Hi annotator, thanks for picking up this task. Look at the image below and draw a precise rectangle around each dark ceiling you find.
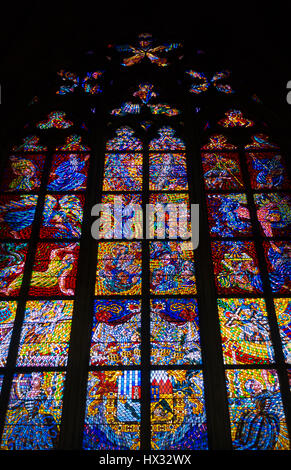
[0,0,290,142]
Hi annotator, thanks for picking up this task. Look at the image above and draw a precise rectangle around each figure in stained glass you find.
[150,241,196,295]
[48,153,89,191]
[246,152,290,189]
[1,372,65,450]
[202,152,244,190]
[207,194,252,237]
[264,241,291,293]
[0,155,45,192]
[226,370,289,450]
[40,194,84,238]
[212,241,263,294]
[28,243,79,296]
[217,299,274,364]
[96,242,142,295]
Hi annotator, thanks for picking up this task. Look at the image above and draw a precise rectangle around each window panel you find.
[39,194,84,239]
[47,153,90,191]
[0,243,28,296]
[211,241,263,294]
[150,298,201,365]
[207,194,252,237]
[99,194,142,240]
[217,298,275,364]
[149,153,188,191]
[149,193,190,239]
[90,299,141,366]
[273,298,291,364]
[0,154,46,192]
[225,369,290,450]
[150,241,196,295]
[0,195,38,239]
[0,301,17,366]
[246,151,291,190]
[0,372,66,450]
[16,300,74,367]
[103,153,143,191]
[95,242,142,295]
[28,242,79,296]
[151,370,208,449]
[83,370,141,450]
[253,193,291,238]
[202,152,244,190]
[263,241,291,294]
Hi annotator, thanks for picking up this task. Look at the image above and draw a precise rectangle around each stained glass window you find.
[202,91,291,449]
[0,33,290,454]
